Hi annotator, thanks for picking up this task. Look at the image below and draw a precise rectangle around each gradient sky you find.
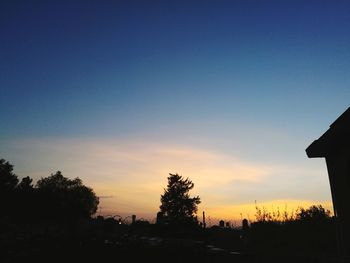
[1,0,349,223]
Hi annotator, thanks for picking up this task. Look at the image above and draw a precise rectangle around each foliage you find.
[0,158,19,218]
[0,158,99,222]
[295,204,331,222]
[159,173,201,224]
[17,176,34,191]
[36,171,99,220]
[254,201,332,224]
[249,203,336,257]
[254,201,296,223]
[0,158,19,192]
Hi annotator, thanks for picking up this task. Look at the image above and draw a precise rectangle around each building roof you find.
[306,107,350,158]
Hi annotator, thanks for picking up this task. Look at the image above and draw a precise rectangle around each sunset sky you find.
[1,0,349,224]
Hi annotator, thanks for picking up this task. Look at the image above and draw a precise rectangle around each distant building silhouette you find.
[219,220,225,228]
[306,107,350,260]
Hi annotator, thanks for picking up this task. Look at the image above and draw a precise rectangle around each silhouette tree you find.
[17,176,34,191]
[159,173,201,225]
[36,171,99,221]
[0,158,20,218]
[0,158,18,192]
[296,205,331,222]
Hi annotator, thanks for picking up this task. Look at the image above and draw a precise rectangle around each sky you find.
[1,0,349,224]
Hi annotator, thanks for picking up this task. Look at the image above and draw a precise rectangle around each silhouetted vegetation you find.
[0,159,19,191]
[0,158,19,219]
[0,158,340,262]
[159,173,200,224]
[243,203,337,261]
[0,158,99,224]
[156,173,202,238]
[254,202,331,223]
[36,171,99,222]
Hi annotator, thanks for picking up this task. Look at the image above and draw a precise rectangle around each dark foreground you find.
[1,223,343,263]
[2,235,342,263]
[1,212,343,263]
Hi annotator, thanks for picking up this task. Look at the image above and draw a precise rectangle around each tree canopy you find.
[0,158,19,218]
[0,158,18,192]
[36,171,99,221]
[159,173,201,224]
[296,205,331,222]
[0,158,99,222]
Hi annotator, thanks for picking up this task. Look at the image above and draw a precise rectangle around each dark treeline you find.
[0,158,99,224]
[0,158,339,263]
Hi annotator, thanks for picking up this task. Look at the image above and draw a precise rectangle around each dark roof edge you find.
[306,106,350,158]
[330,107,350,128]
[306,140,324,158]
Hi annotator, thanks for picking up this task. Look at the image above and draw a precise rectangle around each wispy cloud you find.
[2,137,332,220]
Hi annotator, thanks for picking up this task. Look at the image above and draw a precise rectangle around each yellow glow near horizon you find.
[202,199,334,224]
[8,137,333,223]
[98,196,333,225]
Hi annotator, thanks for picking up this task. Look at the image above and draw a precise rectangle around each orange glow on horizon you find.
[10,138,333,225]
[199,199,334,224]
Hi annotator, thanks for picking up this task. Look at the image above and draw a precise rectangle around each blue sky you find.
[1,0,349,221]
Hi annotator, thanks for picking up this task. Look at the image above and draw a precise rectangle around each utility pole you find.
[202,211,206,229]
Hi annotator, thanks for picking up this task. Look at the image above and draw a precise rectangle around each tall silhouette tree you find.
[159,173,201,224]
